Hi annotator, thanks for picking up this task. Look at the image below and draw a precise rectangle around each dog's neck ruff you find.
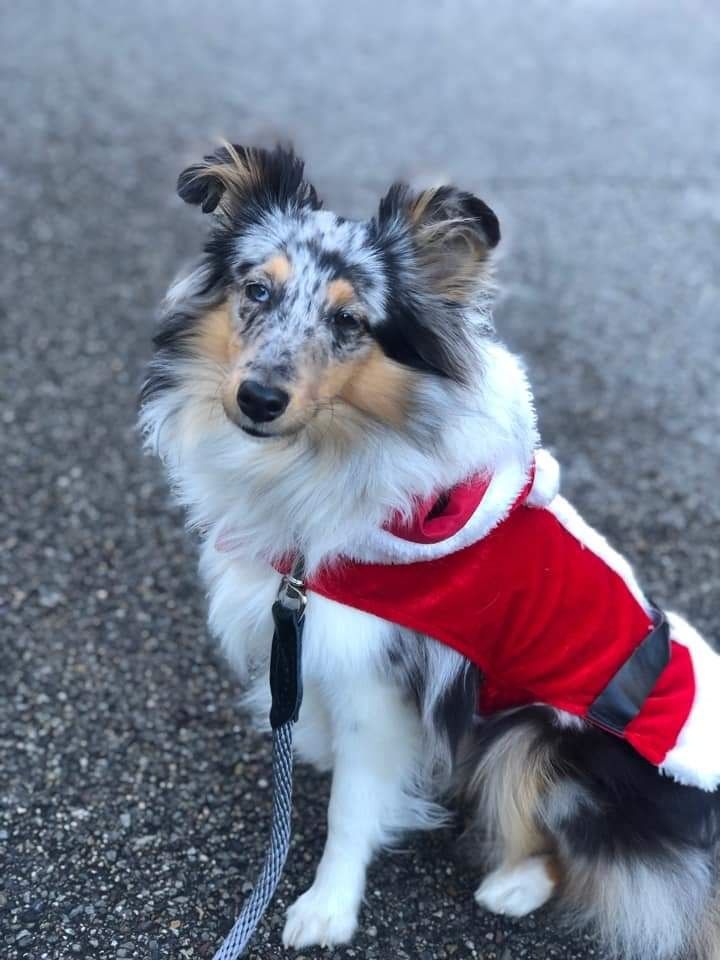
[268,450,718,791]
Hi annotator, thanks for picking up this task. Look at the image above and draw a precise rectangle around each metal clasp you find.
[276,556,307,615]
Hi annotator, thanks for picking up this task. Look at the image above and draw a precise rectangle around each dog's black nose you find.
[237,380,290,423]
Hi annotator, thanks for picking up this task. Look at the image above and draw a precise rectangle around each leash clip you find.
[276,555,307,613]
[276,570,307,615]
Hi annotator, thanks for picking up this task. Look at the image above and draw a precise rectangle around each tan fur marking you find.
[468,723,556,865]
[544,854,563,888]
[326,278,356,309]
[314,358,357,402]
[261,254,292,285]
[338,346,415,427]
[194,141,269,214]
[194,146,252,198]
[408,188,438,225]
[402,186,494,302]
[170,303,235,450]
[183,301,264,426]
[192,301,234,365]
[417,221,491,301]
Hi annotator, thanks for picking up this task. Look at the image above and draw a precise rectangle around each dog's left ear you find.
[375,183,500,300]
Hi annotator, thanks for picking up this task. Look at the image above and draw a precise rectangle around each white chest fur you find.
[198,537,396,692]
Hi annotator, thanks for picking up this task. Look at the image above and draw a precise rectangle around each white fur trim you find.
[659,612,720,792]
[348,458,531,564]
[526,448,560,508]
[347,448,559,565]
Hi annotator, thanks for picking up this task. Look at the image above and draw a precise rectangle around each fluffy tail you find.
[456,706,720,960]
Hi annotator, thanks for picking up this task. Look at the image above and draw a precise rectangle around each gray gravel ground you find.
[2,2,719,958]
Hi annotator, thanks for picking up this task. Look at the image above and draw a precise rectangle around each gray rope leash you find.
[212,558,306,960]
[212,722,294,960]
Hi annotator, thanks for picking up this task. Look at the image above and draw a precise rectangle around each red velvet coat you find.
[294,454,717,789]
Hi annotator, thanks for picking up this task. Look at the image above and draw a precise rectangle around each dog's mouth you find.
[240,424,274,439]
[237,420,306,440]
[222,397,306,440]
[226,397,341,441]
[228,399,334,441]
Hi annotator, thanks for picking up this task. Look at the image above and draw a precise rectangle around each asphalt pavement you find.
[2,2,719,958]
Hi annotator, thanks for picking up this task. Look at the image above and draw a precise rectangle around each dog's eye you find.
[334,309,359,330]
[245,282,270,303]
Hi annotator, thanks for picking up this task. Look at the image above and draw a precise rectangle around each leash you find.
[212,558,306,960]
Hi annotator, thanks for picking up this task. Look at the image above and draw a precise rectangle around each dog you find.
[140,143,720,959]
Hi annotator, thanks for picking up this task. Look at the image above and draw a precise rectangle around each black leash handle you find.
[270,597,305,729]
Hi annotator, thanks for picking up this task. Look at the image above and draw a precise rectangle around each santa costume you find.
[294,451,720,791]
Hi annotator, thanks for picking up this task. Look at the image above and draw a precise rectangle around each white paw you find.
[282,884,359,949]
[474,856,555,917]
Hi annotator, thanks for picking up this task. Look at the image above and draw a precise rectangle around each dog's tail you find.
[557,832,720,960]
[456,706,720,960]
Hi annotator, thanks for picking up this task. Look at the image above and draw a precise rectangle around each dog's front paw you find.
[282,884,359,949]
[474,856,555,917]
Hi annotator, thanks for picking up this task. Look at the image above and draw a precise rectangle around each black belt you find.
[587,604,671,736]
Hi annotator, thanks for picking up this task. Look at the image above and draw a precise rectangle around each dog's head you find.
[144,143,500,443]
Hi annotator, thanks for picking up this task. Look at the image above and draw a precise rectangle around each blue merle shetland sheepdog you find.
[140,143,720,959]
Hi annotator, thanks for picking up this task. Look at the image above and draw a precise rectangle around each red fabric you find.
[384,474,492,543]
[624,642,694,764]
[384,465,535,544]
[304,503,694,766]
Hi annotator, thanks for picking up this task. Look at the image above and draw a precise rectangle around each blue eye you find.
[245,282,270,303]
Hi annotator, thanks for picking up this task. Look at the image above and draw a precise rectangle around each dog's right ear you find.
[176,143,320,216]
[176,147,232,212]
